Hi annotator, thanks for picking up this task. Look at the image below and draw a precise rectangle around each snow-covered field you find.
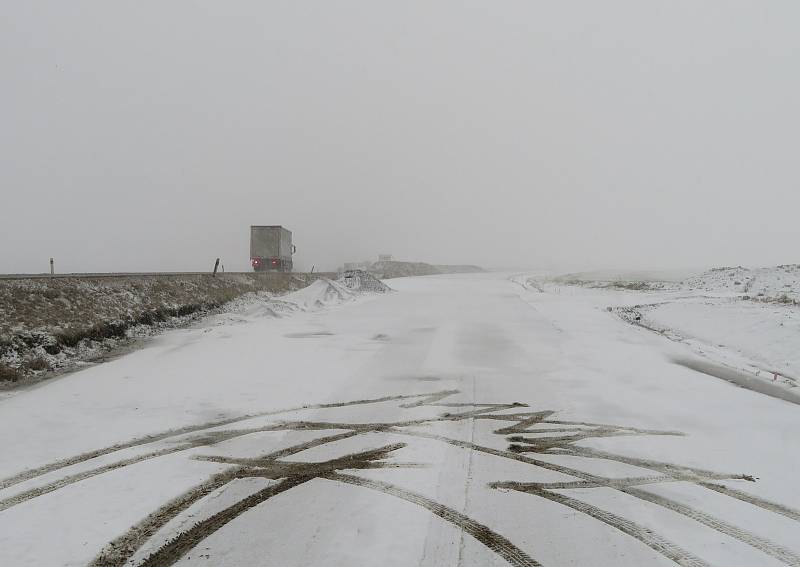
[540,266,800,400]
[0,272,798,566]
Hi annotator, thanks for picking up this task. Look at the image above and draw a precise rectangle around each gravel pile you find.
[337,270,392,293]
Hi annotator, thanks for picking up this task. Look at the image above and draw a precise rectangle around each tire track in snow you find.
[0,425,290,512]
[399,430,800,566]
[562,446,741,483]
[0,390,459,491]
[124,444,471,567]
[401,430,713,566]
[0,446,186,513]
[7,390,796,567]
[699,482,800,523]
[90,432,363,567]
[136,476,309,567]
[505,437,800,565]
[0,416,249,491]
[330,473,541,567]
[624,486,800,566]
[90,469,244,567]
[563,446,800,525]
[492,482,710,567]
[0,396,524,513]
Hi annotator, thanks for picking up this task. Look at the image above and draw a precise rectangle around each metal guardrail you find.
[0,272,325,281]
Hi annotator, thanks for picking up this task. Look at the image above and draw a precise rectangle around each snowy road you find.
[1,274,799,566]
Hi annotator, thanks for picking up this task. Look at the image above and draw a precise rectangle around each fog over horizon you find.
[2,2,799,275]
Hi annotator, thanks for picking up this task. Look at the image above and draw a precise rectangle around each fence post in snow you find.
[213,258,220,277]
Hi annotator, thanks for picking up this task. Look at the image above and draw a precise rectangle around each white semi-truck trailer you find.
[250,226,296,272]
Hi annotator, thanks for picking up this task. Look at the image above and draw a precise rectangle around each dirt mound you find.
[337,270,392,293]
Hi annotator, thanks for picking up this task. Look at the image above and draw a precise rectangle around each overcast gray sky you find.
[2,1,799,274]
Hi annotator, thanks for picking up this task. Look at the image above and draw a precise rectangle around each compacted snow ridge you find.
[0,272,798,567]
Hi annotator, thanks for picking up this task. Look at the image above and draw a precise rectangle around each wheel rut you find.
[2,388,797,567]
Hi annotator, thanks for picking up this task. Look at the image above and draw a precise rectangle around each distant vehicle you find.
[250,226,296,272]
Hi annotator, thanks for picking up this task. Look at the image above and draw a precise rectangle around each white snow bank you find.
[282,279,356,310]
[218,276,389,322]
[645,300,800,385]
[679,265,800,302]
[550,264,800,304]
[543,265,800,398]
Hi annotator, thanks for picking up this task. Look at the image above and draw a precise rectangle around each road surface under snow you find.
[0,273,798,567]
